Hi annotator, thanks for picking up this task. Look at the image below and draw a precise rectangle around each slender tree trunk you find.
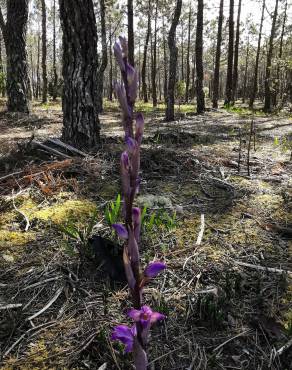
[163,15,168,103]
[142,0,151,103]
[181,23,184,81]
[127,0,134,66]
[52,0,58,100]
[185,4,192,103]
[274,0,287,107]
[165,0,182,122]
[195,0,205,114]
[242,38,249,103]
[41,0,47,103]
[249,0,265,108]
[224,0,234,105]
[212,0,224,108]
[232,0,241,103]
[0,0,30,113]
[108,20,113,101]
[151,0,158,107]
[97,0,107,113]
[263,0,279,113]
[36,32,41,100]
[59,0,100,148]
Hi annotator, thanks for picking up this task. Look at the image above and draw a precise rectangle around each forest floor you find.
[0,99,292,370]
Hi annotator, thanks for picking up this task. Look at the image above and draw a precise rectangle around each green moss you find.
[0,230,36,248]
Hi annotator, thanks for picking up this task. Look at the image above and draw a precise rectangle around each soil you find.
[0,100,291,370]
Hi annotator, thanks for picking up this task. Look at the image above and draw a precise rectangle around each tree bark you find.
[224,0,234,105]
[59,0,100,149]
[195,0,205,114]
[0,0,30,113]
[142,0,151,103]
[242,38,249,103]
[36,32,41,100]
[249,0,265,108]
[52,0,58,100]
[165,0,182,122]
[212,0,224,108]
[185,3,192,103]
[96,0,107,113]
[151,0,158,107]
[127,0,134,66]
[263,0,279,113]
[41,0,47,103]
[231,0,241,103]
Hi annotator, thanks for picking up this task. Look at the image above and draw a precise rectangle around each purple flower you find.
[135,113,144,144]
[126,136,138,154]
[112,224,128,239]
[128,305,165,328]
[114,82,129,117]
[111,324,136,353]
[121,151,131,196]
[113,42,125,72]
[144,261,166,278]
[132,207,141,243]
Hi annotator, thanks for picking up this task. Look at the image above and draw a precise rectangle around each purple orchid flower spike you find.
[144,261,166,278]
[112,223,128,240]
[111,324,136,353]
[111,36,166,370]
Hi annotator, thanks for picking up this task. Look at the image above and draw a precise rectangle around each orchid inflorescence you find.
[111,37,166,369]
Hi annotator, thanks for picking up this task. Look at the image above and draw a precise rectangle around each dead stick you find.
[247,119,253,176]
[234,260,292,278]
[238,128,242,173]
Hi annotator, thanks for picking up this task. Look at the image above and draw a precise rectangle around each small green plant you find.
[59,209,99,259]
[274,134,292,160]
[142,209,177,231]
[105,194,121,225]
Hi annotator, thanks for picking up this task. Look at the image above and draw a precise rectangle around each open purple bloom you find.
[144,261,166,278]
[111,324,136,353]
[112,223,128,239]
[128,305,165,328]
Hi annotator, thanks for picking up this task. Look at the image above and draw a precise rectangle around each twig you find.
[27,286,63,321]
[47,138,87,157]
[247,119,254,176]
[213,329,252,352]
[0,303,23,310]
[276,337,292,356]
[238,128,242,173]
[0,170,23,182]
[196,214,205,245]
[12,190,30,232]
[233,260,292,277]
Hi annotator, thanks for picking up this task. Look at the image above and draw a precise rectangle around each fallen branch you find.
[0,303,23,310]
[12,190,30,232]
[276,337,292,356]
[27,286,63,321]
[213,329,252,352]
[233,260,292,278]
[47,138,87,157]
[32,140,72,159]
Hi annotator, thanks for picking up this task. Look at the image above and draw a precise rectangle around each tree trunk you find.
[127,0,134,66]
[249,0,265,108]
[185,4,192,103]
[59,0,100,149]
[274,0,287,107]
[52,0,58,100]
[108,20,113,101]
[231,0,241,103]
[151,0,158,107]
[41,0,47,103]
[263,0,279,113]
[181,23,184,81]
[141,0,151,103]
[195,0,205,114]
[224,0,234,105]
[212,0,224,108]
[36,32,41,100]
[96,0,107,113]
[0,0,29,113]
[165,0,182,122]
[242,38,249,103]
[163,15,168,103]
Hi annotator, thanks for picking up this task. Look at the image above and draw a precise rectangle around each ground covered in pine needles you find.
[0,100,292,370]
